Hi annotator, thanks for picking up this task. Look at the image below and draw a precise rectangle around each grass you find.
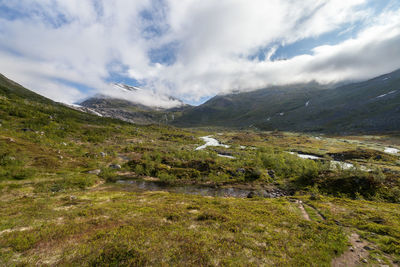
[0,187,349,266]
[304,196,400,260]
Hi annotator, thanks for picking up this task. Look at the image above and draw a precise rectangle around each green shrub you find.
[99,168,118,183]
[157,171,176,182]
[34,174,98,193]
[89,244,149,266]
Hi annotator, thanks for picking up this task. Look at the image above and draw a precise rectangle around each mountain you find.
[173,69,400,133]
[78,83,190,124]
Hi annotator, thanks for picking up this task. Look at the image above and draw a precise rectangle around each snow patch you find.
[195,136,230,150]
[288,152,371,171]
[69,103,83,108]
[330,161,371,172]
[87,108,103,117]
[288,152,322,160]
[218,154,235,159]
[331,161,354,170]
[305,100,310,107]
[376,90,397,98]
[384,147,399,154]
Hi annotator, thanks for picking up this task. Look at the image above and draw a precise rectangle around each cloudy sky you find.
[1,0,400,107]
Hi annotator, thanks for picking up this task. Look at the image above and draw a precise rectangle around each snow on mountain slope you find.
[92,83,186,109]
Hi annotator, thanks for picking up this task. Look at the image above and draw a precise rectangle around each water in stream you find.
[117,180,286,198]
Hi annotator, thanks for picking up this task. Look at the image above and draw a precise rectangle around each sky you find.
[0,0,400,107]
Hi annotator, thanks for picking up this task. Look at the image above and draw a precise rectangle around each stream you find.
[116,180,287,198]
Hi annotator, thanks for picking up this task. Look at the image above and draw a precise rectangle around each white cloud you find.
[0,0,399,106]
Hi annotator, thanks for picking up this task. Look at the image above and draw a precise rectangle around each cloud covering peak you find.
[0,0,399,106]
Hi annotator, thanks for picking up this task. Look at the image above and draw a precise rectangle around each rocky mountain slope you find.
[173,68,400,133]
[78,84,190,124]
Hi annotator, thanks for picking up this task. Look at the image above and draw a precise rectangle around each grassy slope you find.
[0,74,400,265]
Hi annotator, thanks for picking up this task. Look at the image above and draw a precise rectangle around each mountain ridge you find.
[172,68,400,133]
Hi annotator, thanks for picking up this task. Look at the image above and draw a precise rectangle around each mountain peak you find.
[113,83,142,92]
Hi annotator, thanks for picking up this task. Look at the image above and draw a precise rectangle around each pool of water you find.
[116,180,287,198]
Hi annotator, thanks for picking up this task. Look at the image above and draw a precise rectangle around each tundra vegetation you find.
[0,75,400,265]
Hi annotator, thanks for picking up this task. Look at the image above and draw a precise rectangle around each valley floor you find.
[1,182,399,266]
[1,126,400,266]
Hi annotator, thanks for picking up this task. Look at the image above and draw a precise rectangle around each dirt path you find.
[293,201,390,266]
[331,233,370,267]
[295,200,310,221]
[331,231,398,267]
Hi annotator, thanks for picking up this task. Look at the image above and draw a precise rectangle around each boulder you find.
[247,191,256,198]
[88,169,101,175]
[109,164,122,170]
[236,168,246,174]
[267,170,276,178]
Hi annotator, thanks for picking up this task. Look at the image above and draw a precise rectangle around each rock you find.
[21,128,33,132]
[363,246,373,251]
[7,138,15,143]
[88,169,101,175]
[361,259,368,263]
[69,195,77,201]
[350,247,354,252]
[109,164,121,170]
[236,168,246,174]
[370,217,385,224]
[247,191,256,198]
[58,155,63,159]
[267,170,276,178]
[100,152,107,157]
